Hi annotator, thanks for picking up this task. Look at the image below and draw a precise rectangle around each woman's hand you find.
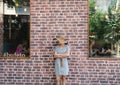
[54,51,70,58]
[57,51,70,58]
[54,54,63,58]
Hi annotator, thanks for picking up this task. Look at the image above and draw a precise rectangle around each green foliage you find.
[89,0,120,44]
[89,0,107,40]
[104,8,120,43]
[89,0,96,16]
[90,12,107,39]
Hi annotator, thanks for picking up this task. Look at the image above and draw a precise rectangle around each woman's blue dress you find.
[54,45,70,76]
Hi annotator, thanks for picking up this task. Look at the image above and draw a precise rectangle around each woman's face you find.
[58,40,65,45]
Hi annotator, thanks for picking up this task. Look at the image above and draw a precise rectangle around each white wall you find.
[4,4,30,15]
[0,1,3,14]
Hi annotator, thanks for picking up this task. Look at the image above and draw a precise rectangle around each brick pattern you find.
[0,0,120,85]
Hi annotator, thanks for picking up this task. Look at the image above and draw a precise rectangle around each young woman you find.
[53,35,71,85]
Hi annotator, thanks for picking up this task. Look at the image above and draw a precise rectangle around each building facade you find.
[0,0,120,85]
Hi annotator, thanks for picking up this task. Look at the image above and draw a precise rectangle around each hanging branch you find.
[3,0,30,8]
[3,0,15,8]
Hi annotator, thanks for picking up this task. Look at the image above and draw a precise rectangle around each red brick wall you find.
[0,0,120,85]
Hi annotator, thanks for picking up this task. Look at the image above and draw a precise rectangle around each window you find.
[0,0,30,58]
[89,0,120,58]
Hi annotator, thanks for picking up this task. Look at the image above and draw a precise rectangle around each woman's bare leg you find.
[62,76,66,85]
[56,76,60,85]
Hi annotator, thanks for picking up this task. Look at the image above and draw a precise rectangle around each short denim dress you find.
[54,45,70,76]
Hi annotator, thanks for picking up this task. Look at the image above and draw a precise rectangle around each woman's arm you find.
[59,50,70,58]
[53,46,61,58]
[54,46,71,58]
[54,52,62,58]
[54,51,70,58]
